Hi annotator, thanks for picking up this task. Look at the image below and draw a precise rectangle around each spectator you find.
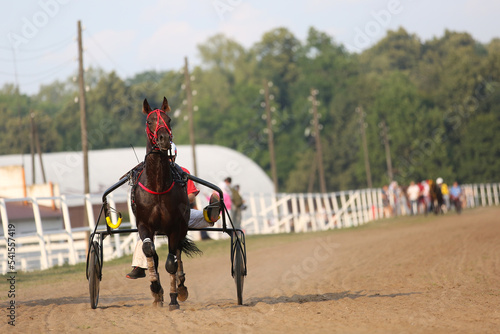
[388,181,401,216]
[421,180,431,215]
[230,184,245,229]
[382,185,393,218]
[219,177,232,211]
[407,181,420,215]
[449,181,462,214]
[441,179,450,212]
[464,185,475,208]
[435,177,445,214]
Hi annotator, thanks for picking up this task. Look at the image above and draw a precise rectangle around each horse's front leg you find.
[142,237,164,307]
[165,247,181,310]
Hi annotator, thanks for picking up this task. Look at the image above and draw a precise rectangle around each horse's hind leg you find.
[176,249,188,302]
[142,238,164,307]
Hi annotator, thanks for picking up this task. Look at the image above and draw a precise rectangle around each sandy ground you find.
[2,207,500,333]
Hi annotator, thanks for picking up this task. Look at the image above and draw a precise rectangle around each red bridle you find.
[146,109,172,148]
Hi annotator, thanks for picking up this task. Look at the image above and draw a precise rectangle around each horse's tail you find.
[180,237,202,257]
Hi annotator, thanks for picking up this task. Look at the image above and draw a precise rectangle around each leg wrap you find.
[142,238,154,257]
[147,257,158,282]
[165,253,177,274]
[143,238,158,282]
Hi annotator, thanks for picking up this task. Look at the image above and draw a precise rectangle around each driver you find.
[126,142,220,279]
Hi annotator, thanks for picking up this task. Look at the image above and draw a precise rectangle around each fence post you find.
[290,194,298,233]
[375,189,381,219]
[280,194,291,233]
[315,194,326,230]
[480,184,486,207]
[472,184,479,207]
[486,183,493,206]
[1,199,9,242]
[338,191,345,227]
[249,193,259,234]
[493,183,499,206]
[308,194,317,231]
[365,189,373,222]
[61,195,77,265]
[331,192,340,228]
[271,194,279,233]
[85,194,95,231]
[358,189,367,224]
[351,191,360,227]
[323,193,334,228]
[31,198,49,270]
[259,194,268,233]
[1,199,10,274]
[295,194,308,232]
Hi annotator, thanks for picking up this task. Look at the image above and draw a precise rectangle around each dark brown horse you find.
[134,97,200,310]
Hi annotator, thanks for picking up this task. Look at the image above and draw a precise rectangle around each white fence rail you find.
[1,183,498,274]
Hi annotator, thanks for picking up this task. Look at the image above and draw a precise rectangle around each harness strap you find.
[138,181,175,195]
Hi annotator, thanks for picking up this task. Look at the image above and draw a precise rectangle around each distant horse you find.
[429,179,444,215]
[133,97,200,310]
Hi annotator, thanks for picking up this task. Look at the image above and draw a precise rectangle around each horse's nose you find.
[157,131,170,149]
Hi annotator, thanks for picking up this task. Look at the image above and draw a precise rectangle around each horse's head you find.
[143,97,172,152]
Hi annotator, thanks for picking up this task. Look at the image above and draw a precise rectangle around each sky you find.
[1,0,499,95]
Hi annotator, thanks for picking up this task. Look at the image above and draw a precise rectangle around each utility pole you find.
[307,155,317,193]
[34,116,47,184]
[310,89,327,193]
[30,112,47,184]
[184,57,198,176]
[379,120,393,183]
[77,20,89,194]
[30,112,36,184]
[264,80,278,192]
[356,106,373,188]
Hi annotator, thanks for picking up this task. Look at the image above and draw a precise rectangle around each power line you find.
[0,59,73,77]
[10,62,74,88]
[83,30,125,73]
[0,36,74,62]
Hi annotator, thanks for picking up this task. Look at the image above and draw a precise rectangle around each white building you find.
[0,144,274,197]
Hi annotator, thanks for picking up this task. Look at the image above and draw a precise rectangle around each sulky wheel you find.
[88,241,101,309]
[233,240,245,305]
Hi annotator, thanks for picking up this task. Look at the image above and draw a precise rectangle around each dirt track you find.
[2,207,500,333]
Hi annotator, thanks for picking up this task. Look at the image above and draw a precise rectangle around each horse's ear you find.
[161,97,171,112]
[143,98,152,115]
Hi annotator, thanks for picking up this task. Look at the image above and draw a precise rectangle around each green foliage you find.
[0,27,499,191]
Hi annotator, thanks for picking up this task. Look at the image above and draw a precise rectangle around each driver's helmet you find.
[170,142,178,160]
[436,177,443,185]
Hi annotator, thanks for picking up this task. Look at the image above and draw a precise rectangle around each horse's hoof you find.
[153,301,164,307]
[169,304,180,311]
[178,285,188,302]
